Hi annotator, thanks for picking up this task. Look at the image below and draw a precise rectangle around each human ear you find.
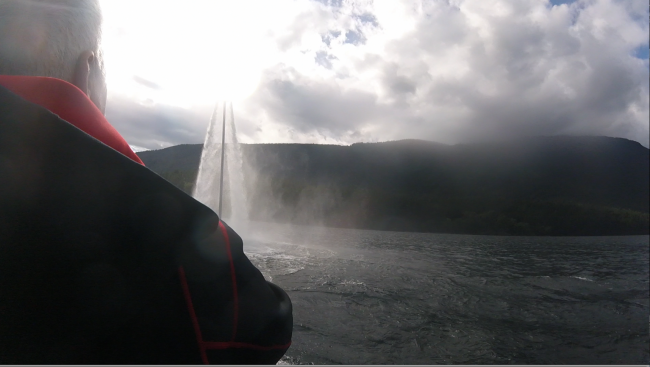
[72,50,93,94]
[72,50,107,114]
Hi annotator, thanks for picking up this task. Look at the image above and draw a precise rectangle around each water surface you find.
[234,222,649,364]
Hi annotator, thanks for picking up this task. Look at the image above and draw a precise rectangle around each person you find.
[0,0,292,364]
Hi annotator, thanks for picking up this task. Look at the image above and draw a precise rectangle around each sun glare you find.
[100,0,277,106]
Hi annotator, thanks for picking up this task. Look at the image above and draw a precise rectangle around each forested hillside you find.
[137,136,649,236]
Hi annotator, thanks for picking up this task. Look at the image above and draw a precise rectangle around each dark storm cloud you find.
[382,63,417,96]
[248,67,384,136]
[105,94,208,150]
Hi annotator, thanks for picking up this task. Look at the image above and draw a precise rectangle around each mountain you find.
[137,136,649,236]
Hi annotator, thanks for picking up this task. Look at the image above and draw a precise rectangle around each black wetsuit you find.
[0,84,292,364]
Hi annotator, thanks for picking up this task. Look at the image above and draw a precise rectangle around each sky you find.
[99,0,650,151]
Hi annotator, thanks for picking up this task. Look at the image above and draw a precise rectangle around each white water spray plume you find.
[193,101,249,230]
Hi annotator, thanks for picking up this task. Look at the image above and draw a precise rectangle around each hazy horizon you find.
[131,133,650,153]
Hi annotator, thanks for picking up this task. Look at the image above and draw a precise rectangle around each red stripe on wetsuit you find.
[178,221,289,364]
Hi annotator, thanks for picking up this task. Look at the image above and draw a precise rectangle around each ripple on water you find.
[240,231,649,365]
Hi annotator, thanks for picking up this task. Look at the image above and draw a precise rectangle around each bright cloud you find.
[101,0,650,149]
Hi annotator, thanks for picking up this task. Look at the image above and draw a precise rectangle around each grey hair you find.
[0,0,103,82]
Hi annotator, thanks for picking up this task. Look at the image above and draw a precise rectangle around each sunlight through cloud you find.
[100,0,283,104]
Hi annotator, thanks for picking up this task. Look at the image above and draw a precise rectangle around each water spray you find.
[194,100,247,224]
[218,101,227,217]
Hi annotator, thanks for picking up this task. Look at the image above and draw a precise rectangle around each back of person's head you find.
[0,0,106,111]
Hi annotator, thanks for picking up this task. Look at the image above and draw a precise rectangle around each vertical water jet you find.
[193,101,248,225]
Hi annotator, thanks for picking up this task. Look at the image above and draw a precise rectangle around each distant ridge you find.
[137,136,649,236]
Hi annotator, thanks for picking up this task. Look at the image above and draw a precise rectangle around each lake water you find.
[232,222,649,365]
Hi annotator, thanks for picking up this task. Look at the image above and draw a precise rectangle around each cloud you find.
[103,0,649,149]
[132,76,161,90]
[105,93,211,150]
[238,0,649,146]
